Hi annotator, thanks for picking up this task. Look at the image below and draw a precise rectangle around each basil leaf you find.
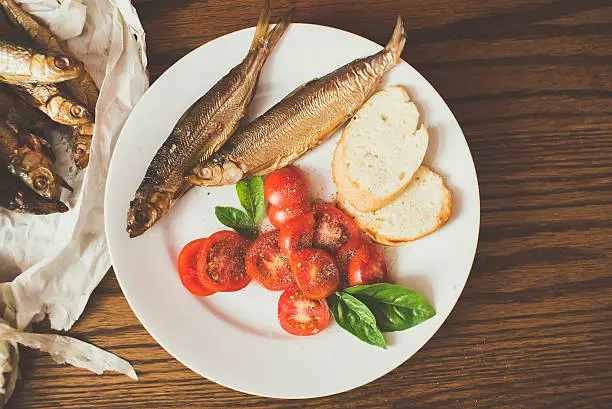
[235,177,264,222]
[345,283,435,331]
[214,206,256,238]
[327,292,387,349]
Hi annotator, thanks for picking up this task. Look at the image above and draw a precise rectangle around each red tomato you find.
[334,239,362,289]
[196,230,252,292]
[291,248,340,299]
[278,287,330,336]
[264,166,308,208]
[177,238,216,296]
[348,239,387,286]
[246,230,295,291]
[312,204,360,255]
[268,200,311,229]
[278,212,315,258]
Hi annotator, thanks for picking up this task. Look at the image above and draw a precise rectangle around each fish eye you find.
[133,207,151,225]
[54,56,73,69]
[74,143,87,157]
[197,167,212,179]
[70,105,86,118]
[33,176,49,190]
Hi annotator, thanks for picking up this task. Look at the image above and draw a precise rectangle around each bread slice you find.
[332,86,429,212]
[338,166,452,246]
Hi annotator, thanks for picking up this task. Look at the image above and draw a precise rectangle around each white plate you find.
[105,23,480,398]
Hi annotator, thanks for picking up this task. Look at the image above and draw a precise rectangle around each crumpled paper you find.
[0,321,137,379]
[0,0,149,404]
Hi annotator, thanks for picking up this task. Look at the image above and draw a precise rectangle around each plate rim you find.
[104,22,481,399]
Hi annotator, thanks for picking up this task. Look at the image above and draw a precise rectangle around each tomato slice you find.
[278,212,315,258]
[312,203,359,255]
[196,230,252,292]
[348,239,387,286]
[335,239,362,289]
[291,248,340,299]
[264,166,308,208]
[268,200,311,229]
[278,287,330,336]
[177,238,216,296]
[246,230,295,291]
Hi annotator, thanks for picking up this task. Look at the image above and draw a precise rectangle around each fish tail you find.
[385,16,406,64]
[263,8,293,53]
[250,0,271,51]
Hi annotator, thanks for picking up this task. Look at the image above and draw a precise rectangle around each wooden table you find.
[11,0,612,407]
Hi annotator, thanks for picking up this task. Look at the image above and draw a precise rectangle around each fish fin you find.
[250,0,271,51]
[57,174,73,192]
[262,8,293,52]
[385,16,406,64]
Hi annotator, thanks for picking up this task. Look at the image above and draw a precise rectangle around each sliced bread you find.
[338,165,452,246]
[332,86,429,212]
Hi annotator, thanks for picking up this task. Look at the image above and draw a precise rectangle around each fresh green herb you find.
[327,283,436,347]
[214,176,264,238]
[214,206,257,238]
[327,291,387,349]
[235,177,265,222]
[345,283,435,332]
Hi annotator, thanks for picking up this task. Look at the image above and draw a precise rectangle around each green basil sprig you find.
[214,176,264,238]
[327,291,387,349]
[345,284,436,332]
[235,176,265,222]
[214,207,257,238]
[327,283,436,348]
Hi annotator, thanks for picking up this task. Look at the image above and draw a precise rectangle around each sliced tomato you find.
[312,203,359,255]
[278,287,330,336]
[177,238,216,296]
[268,200,311,229]
[264,166,308,208]
[278,212,315,258]
[291,248,340,299]
[246,230,294,291]
[334,239,362,289]
[196,230,252,292]
[348,239,387,286]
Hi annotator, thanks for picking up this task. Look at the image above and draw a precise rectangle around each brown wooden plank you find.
[8,0,612,407]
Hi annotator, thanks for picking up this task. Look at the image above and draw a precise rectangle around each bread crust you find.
[338,166,452,246]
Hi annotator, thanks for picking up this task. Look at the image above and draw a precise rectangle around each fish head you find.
[41,54,84,81]
[127,190,173,238]
[48,96,93,126]
[186,159,244,187]
[10,151,59,200]
[72,128,92,169]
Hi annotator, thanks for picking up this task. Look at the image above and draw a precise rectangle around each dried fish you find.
[186,17,406,186]
[0,168,68,214]
[71,122,93,169]
[0,0,99,112]
[0,121,69,200]
[12,82,93,126]
[127,0,291,238]
[0,39,82,84]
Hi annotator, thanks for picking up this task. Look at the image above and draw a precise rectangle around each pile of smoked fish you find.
[127,0,406,238]
[0,0,98,215]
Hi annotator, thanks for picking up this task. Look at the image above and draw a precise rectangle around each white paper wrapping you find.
[0,0,149,404]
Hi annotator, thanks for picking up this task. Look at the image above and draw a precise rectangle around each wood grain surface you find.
[9,0,612,407]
